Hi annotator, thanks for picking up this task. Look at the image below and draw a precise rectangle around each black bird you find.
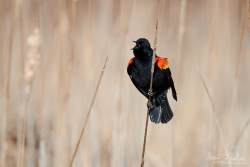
[127,38,177,124]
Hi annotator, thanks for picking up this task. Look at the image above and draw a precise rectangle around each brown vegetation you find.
[0,0,249,166]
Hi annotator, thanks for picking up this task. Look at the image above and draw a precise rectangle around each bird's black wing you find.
[156,56,177,101]
[127,58,149,98]
[163,68,177,101]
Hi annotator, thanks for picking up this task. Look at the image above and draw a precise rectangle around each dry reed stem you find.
[53,1,77,165]
[232,118,250,153]
[0,0,248,166]
[175,0,187,83]
[17,28,41,167]
[227,0,250,158]
[69,56,109,167]
[1,13,14,166]
[197,70,232,166]
[235,0,249,78]
[248,0,250,31]
[1,44,11,167]
[140,113,149,167]
[15,2,25,166]
[111,1,135,165]
[141,1,160,166]
[17,88,33,167]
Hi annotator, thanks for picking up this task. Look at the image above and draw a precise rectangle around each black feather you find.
[127,38,176,124]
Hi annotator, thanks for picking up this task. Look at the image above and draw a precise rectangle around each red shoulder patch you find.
[156,56,169,70]
[128,57,134,65]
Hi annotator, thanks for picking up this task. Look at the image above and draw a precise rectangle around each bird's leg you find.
[147,97,155,110]
[147,100,153,109]
[147,89,154,110]
[147,89,153,97]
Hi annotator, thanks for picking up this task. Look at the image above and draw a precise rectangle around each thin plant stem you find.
[17,83,34,167]
[140,113,149,167]
[1,13,14,167]
[232,118,250,153]
[235,0,249,78]
[248,0,250,32]
[141,1,160,166]
[197,70,232,166]
[69,55,109,167]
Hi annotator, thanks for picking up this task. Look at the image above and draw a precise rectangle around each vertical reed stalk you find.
[1,20,13,167]
[17,89,32,167]
[140,114,149,167]
[230,1,249,157]
[141,1,160,166]
[235,0,249,78]
[248,0,250,31]
[175,0,187,83]
[17,28,41,167]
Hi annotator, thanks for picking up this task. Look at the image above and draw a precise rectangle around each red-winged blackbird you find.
[127,38,177,124]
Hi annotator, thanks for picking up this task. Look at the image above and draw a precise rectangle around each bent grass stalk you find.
[198,70,232,166]
[232,118,250,153]
[69,56,109,167]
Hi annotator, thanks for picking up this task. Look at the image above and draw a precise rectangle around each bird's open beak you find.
[131,41,137,50]
[131,46,137,50]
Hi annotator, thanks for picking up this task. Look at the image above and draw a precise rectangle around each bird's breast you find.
[132,60,151,88]
[131,59,170,93]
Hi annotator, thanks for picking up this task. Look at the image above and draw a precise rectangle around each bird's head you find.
[132,38,153,59]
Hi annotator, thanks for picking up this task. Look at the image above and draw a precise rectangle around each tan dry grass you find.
[0,0,250,167]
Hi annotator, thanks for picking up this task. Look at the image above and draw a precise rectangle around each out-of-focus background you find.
[0,0,250,166]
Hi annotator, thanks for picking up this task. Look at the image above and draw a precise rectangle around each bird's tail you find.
[147,92,173,124]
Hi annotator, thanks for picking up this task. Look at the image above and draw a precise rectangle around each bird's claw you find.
[148,90,153,97]
[147,100,153,109]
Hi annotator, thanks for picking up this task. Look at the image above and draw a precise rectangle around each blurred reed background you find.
[0,0,250,166]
